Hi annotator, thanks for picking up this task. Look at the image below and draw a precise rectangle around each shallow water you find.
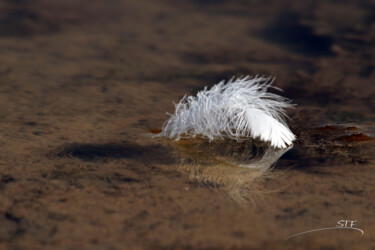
[0,0,374,249]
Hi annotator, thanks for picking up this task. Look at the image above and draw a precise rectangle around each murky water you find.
[0,0,374,249]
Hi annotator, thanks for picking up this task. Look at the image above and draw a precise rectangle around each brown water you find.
[0,0,374,249]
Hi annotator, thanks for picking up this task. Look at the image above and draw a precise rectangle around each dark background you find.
[0,0,374,249]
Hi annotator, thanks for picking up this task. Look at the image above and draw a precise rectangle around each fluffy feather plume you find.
[157,76,296,148]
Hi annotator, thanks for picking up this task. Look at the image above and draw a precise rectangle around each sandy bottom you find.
[0,0,374,249]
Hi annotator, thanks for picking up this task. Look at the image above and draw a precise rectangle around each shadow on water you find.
[54,142,175,165]
[0,4,59,38]
[0,175,16,190]
[258,11,335,57]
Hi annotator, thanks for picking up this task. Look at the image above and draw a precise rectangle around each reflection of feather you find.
[157,76,296,148]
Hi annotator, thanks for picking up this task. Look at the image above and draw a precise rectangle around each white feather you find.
[157,76,296,148]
